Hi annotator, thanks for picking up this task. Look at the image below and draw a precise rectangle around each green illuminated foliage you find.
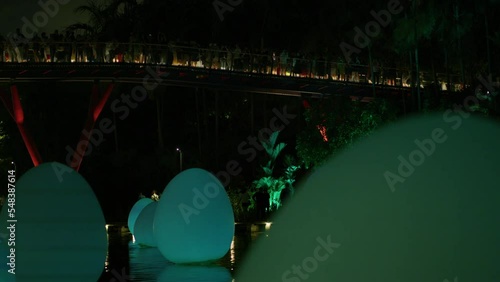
[248,131,300,212]
[296,97,398,169]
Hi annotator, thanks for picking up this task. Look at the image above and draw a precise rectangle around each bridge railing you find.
[0,41,465,90]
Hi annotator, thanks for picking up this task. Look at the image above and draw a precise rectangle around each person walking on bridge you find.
[337,57,346,81]
[279,49,289,76]
[233,45,241,71]
[373,59,380,84]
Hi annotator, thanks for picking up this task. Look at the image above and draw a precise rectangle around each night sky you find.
[0,0,91,36]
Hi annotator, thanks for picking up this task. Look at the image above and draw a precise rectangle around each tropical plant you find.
[247,130,299,212]
[251,130,285,211]
[226,187,244,221]
[283,155,300,196]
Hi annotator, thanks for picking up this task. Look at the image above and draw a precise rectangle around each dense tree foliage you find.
[296,97,399,169]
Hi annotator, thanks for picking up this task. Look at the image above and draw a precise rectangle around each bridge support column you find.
[195,88,202,159]
[0,85,43,167]
[71,80,115,171]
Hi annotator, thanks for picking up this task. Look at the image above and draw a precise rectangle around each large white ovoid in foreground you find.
[0,162,107,282]
[237,114,500,281]
[154,168,234,263]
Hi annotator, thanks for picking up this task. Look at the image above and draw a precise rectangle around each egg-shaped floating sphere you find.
[0,162,107,281]
[128,198,153,235]
[237,114,500,281]
[154,168,234,263]
[134,202,158,247]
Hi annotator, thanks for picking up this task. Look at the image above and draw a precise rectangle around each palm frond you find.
[65,23,96,35]
[271,143,286,161]
[268,131,279,148]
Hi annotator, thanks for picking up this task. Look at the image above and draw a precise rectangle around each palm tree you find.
[433,0,474,91]
[393,0,437,111]
[251,131,287,211]
[67,0,140,42]
[476,0,500,77]
[66,0,110,40]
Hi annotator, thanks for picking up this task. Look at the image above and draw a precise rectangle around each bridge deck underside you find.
[0,63,408,99]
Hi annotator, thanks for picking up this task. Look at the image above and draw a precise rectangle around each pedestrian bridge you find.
[0,62,409,100]
[0,45,462,171]
[0,42,463,98]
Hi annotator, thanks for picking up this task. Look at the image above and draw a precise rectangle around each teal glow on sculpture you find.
[154,168,234,263]
[0,162,107,281]
[128,198,153,235]
[237,114,500,281]
[134,202,158,247]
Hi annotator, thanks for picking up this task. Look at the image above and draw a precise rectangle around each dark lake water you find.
[98,223,269,282]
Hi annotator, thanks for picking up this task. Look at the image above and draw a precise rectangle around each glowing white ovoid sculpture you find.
[237,114,500,281]
[0,162,107,281]
[128,198,153,235]
[157,264,232,282]
[134,202,158,247]
[154,168,234,263]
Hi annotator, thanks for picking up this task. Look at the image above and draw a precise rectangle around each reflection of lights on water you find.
[230,237,235,268]
[104,256,110,272]
[265,222,272,230]
[132,235,136,243]
[105,234,110,272]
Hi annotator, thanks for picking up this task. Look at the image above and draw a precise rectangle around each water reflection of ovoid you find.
[129,239,233,281]
[237,114,500,281]
[128,240,167,281]
[157,264,232,282]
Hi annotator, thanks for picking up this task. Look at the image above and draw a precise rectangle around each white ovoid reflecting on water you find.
[0,162,107,282]
[128,198,153,235]
[237,114,500,281]
[128,240,167,280]
[154,168,234,263]
[157,264,232,282]
[134,202,158,247]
